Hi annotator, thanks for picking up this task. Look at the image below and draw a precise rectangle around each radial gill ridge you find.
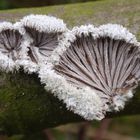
[53,24,140,112]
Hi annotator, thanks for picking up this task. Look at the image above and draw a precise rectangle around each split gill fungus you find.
[0,15,140,121]
[39,24,140,120]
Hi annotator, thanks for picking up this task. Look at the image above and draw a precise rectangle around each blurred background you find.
[0,0,99,10]
[0,0,140,140]
[7,116,140,140]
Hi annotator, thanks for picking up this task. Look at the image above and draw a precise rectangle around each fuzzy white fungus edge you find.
[19,14,67,33]
[15,14,68,73]
[111,90,133,111]
[72,24,139,45]
[0,20,138,120]
[39,64,105,120]
[45,24,139,119]
[0,22,30,72]
[50,24,140,65]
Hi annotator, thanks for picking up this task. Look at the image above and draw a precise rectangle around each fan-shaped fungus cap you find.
[0,22,29,71]
[17,14,67,73]
[39,24,140,120]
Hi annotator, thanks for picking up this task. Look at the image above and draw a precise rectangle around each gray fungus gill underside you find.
[0,14,140,120]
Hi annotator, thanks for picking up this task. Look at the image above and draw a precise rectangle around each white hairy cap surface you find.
[15,14,68,73]
[0,22,30,72]
[40,24,140,120]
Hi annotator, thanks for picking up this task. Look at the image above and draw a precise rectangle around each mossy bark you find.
[0,0,140,137]
[0,70,140,136]
[0,70,83,135]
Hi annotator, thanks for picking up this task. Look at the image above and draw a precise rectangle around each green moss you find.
[0,0,140,136]
[0,70,83,135]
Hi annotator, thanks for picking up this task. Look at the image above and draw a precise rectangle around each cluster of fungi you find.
[0,14,140,120]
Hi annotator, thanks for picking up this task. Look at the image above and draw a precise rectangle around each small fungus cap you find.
[39,24,140,120]
[0,22,29,72]
[17,14,67,73]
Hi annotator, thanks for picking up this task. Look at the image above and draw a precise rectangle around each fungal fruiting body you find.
[17,14,67,73]
[0,15,67,73]
[39,24,140,120]
[0,15,139,121]
[0,22,29,71]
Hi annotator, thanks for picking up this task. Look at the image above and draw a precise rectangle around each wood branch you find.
[0,70,139,135]
[0,0,140,136]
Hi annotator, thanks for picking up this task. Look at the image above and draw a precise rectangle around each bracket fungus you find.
[17,14,67,73]
[0,14,140,121]
[0,21,29,71]
[39,24,140,120]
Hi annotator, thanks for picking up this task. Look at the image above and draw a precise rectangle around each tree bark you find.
[0,70,139,135]
[0,0,140,136]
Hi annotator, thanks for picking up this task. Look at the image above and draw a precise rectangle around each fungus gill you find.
[39,24,140,120]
